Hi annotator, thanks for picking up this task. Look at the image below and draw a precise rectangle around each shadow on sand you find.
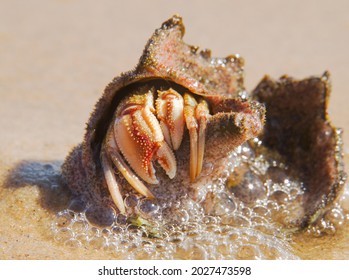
[3,160,72,212]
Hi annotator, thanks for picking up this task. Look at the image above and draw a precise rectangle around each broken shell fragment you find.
[253,72,346,227]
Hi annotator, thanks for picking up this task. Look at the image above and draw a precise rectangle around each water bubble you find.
[266,166,288,184]
[172,209,189,224]
[55,210,74,228]
[260,244,279,259]
[170,231,185,243]
[228,170,266,205]
[75,234,89,245]
[251,215,269,226]
[319,220,336,235]
[64,238,82,248]
[189,244,208,260]
[241,207,252,217]
[55,228,74,242]
[124,195,139,208]
[107,235,121,247]
[71,220,88,233]
[111,225,125,235]
[183,222,201,233]
[101,228,112,237]
[205,224,222,234]
[89,235,108,250]
[228,232,240,242]
[339,184,349,211]
[194,187,207,203]
[270,190,289,205]
[138,199,160,216]
[116,214,127,225]
[324,207,345,227]
[289,188,300,198]
[253,206,270,217]
[267,201,279,211]
[237,245,260,260]
[217,243,230,256]
[272,209,292,225]
[134,247,156,259]
[253,224,275,235]
[126,225,146,239]
[222,215,251,227]
[86,226,99,239]
[209,193,236,216]
[202,215,219,225]
[180,199,195,212]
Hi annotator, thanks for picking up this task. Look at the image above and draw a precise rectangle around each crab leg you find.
[196,99,210,176]
[101,149,126,214]
[184,93,198,181]
[184,93,210,181]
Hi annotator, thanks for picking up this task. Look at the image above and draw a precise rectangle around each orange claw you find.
[156,88,185,150]
[102,128,155,214]
[113,90,177,184]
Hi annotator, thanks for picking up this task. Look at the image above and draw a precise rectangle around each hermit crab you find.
[62,15,345,228]
[62,15,265,214]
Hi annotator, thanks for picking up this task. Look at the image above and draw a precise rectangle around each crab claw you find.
[103,127,156,214]
[184,93,210,182]
[113,91,177,185]
[156,88,185,150]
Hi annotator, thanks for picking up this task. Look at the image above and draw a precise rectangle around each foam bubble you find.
[52,142,347,259]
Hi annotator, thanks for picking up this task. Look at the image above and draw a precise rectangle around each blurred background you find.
[1,0,348,160]
[0,0,348,259]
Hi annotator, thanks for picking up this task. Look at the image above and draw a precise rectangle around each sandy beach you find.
[1,0,349,259]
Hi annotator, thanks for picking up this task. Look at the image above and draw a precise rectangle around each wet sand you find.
[1,0,349,259]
